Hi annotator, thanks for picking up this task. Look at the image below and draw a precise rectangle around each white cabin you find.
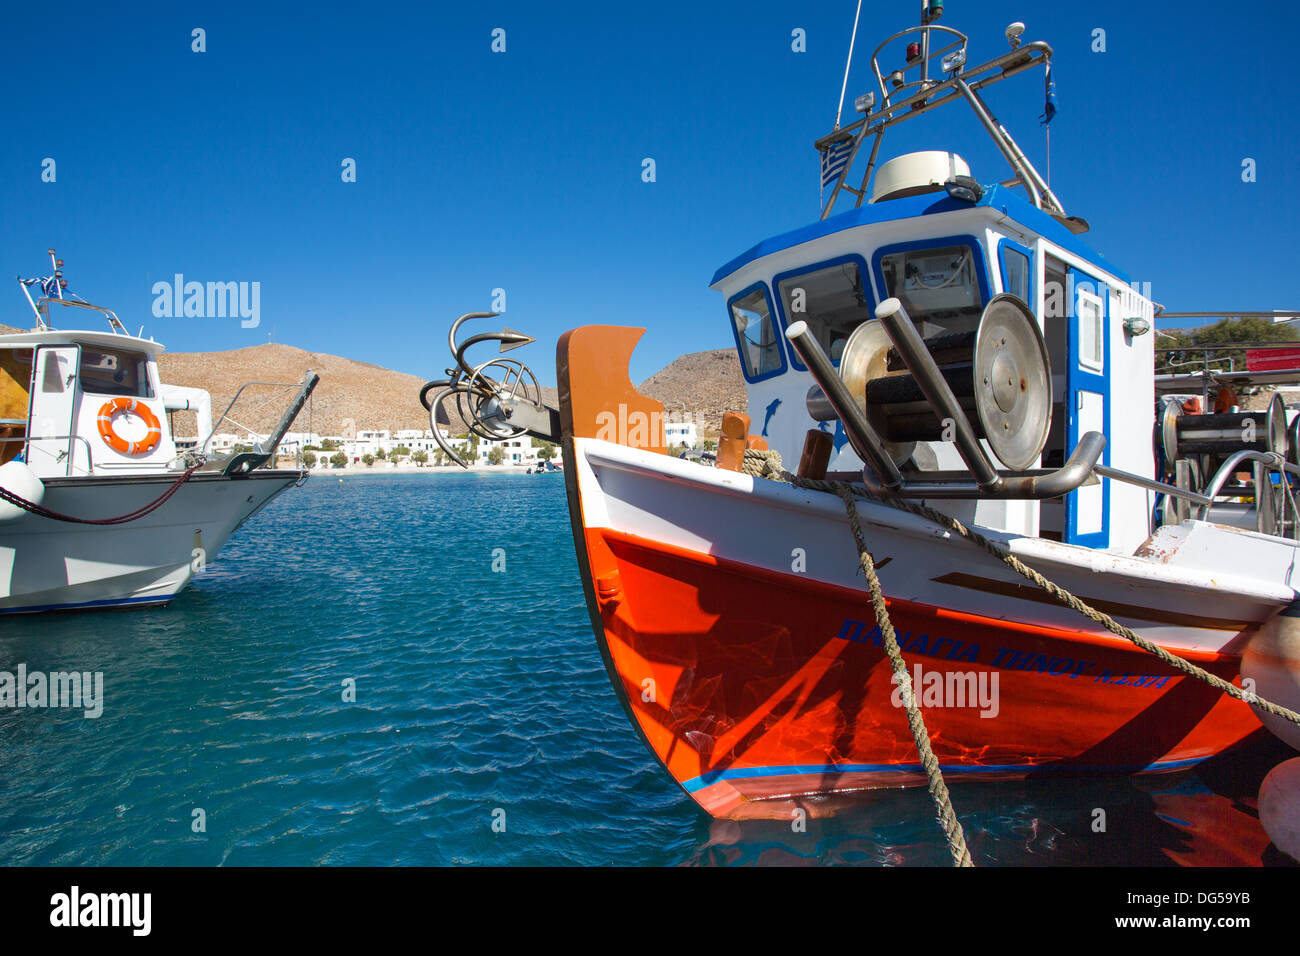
[710,166,1156,552]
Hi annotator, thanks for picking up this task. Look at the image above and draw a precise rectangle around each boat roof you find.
[710,183,1129,288]
[0,328,165,354]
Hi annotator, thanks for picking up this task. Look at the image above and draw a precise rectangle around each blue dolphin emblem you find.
[762,398,782,437]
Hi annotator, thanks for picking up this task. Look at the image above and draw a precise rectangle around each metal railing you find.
[818,22,1060,220]
[200,374,318,457]
[13,433,98,477]
[1100,452,1300,540]
[1200,450,1300,524]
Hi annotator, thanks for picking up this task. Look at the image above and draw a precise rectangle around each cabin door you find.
[1065,269,1110,548]
[25,345,84,476]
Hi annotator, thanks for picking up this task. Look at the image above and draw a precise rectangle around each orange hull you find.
[554,326,1266,820]
[583,527,1261,819]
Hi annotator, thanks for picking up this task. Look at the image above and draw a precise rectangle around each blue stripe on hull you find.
[0,593,175,615]
[683,757,1208,793]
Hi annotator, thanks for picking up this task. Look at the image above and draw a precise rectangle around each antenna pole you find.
[834,0,864,129]
[1045,125,1051,188]
[47,247,63,300]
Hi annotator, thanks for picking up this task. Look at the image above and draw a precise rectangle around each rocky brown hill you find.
[157,343,439,437]
[2,323,744,440]
[638,348,747,438]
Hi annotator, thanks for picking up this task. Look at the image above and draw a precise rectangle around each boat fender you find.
[1241,601,1300,750]
[1259,757,1300,863]
[0,460,46,523]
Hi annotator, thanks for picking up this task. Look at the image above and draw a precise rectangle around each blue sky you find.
[3,0,1297,385]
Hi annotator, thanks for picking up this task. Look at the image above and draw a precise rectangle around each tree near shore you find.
[330,451,348,468]
[1157,316,1299,373]
[362,453,375,467]
[412,451,428,466]
[487,446,505,465]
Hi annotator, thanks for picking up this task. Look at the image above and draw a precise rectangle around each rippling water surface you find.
[0,474,1291,866]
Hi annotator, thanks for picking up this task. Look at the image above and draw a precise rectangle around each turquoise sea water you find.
[0,473,1292,866]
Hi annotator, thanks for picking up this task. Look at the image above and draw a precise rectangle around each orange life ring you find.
[96,398,162,456]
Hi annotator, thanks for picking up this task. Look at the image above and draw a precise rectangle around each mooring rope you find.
[742,446,1300,866]
[743,448,973,866]
[0,464,200,525]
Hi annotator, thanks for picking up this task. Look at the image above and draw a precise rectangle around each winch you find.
[794,293,1082,496]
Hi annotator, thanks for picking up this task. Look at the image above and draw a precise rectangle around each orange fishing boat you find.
[426,8,1300,822]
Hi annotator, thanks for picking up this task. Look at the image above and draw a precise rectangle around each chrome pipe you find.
[867,432,1105,500]
[953,78,1043,210]
[785,321,903,489]
[1094,464,1213,507]
[1199,450,1300,519]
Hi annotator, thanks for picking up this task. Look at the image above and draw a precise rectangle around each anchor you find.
[420,312,560,467]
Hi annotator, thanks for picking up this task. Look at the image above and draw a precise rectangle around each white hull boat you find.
[0,250,318,614]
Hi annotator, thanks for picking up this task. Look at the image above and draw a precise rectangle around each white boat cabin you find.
[711,154,1157,552]
[0,321,207,479]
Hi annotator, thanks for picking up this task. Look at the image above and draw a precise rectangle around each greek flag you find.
[820,138,855,188]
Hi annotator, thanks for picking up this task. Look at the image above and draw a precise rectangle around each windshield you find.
[777,259,874,367]
[879,243,985,337]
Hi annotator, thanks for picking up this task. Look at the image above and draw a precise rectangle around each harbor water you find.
[0,474,1291,866]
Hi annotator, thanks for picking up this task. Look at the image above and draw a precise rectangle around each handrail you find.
[1199,451,1300,519]
[13,433,97,477]
[201,377,313,455]
[1093,464,1213,507]
[33,296,130,336]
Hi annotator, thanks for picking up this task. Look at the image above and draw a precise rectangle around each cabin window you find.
[1077,288,1105,371]
[79,347,154,398]
[774,256,874,369]
[728,284,785,381]
[877,240,986,337]
[1000,245,1032,304]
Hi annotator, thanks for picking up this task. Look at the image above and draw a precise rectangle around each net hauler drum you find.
[842,294,1052,472]
[1160,392,1288,466]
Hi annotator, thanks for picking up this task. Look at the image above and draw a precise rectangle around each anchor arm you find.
[421,310,559,468]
